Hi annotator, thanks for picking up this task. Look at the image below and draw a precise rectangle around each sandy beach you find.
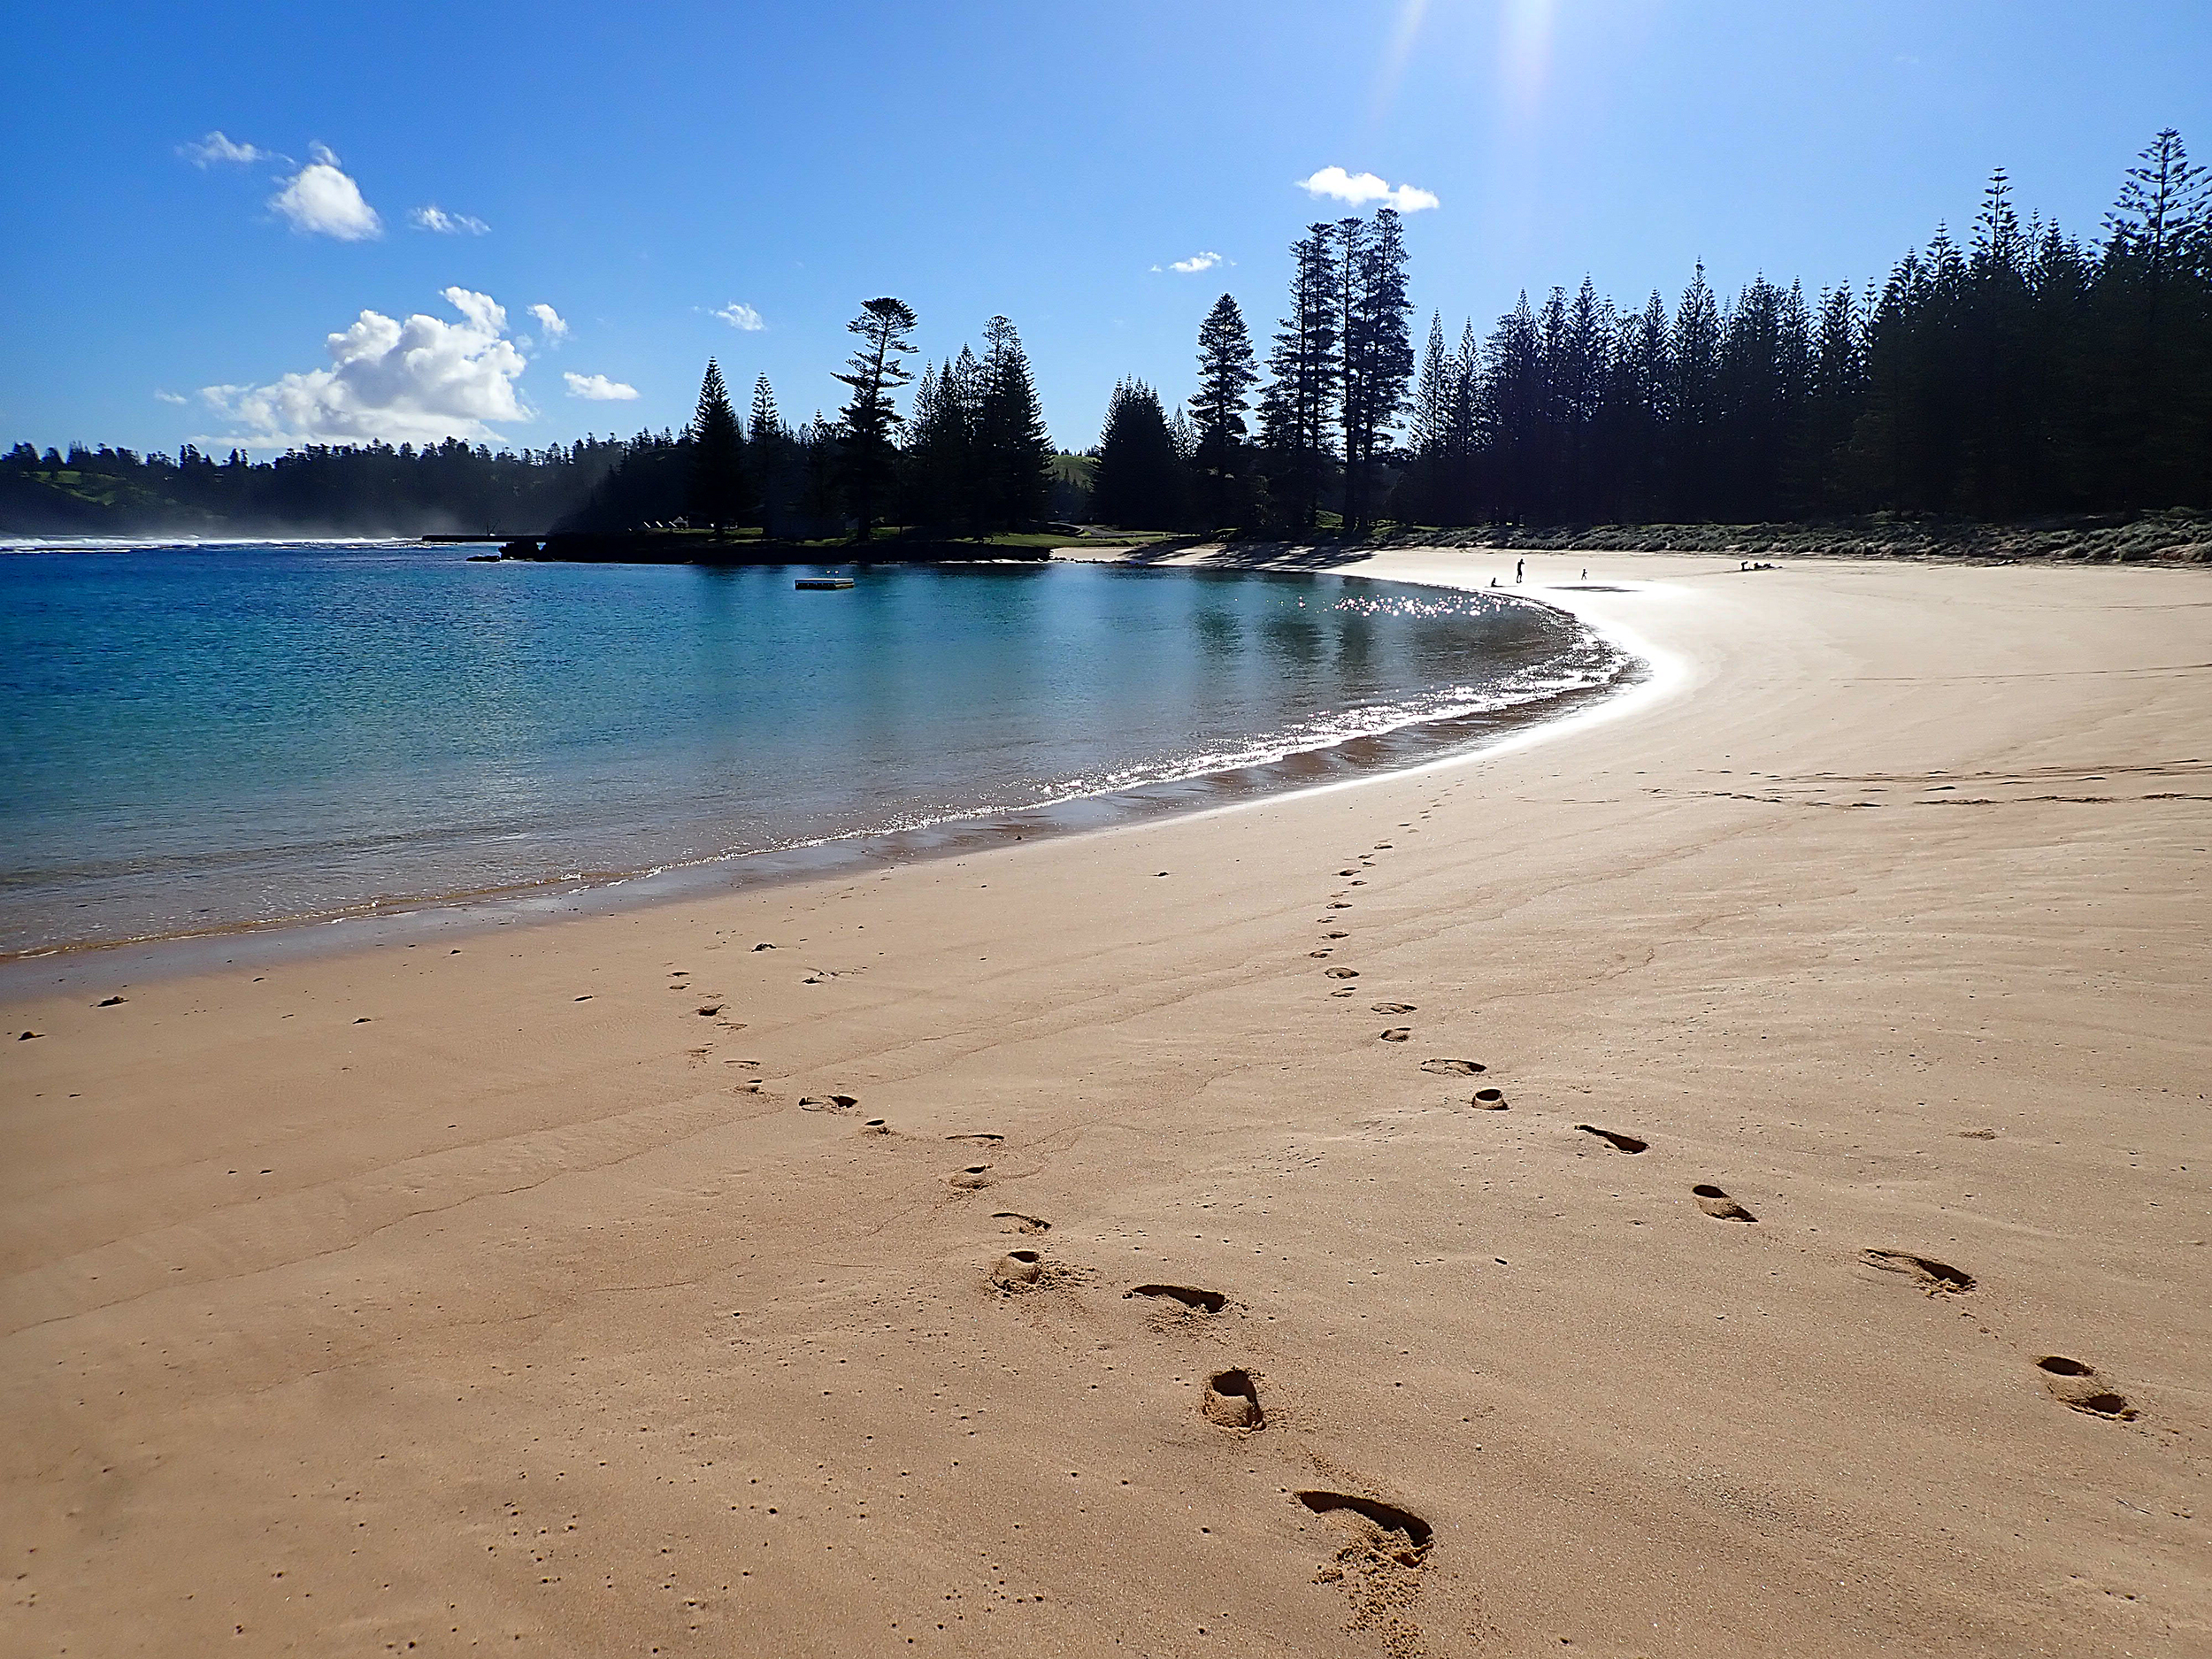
[4,548,2206,1657]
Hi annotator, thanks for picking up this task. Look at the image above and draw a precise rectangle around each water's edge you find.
[0,572,1644,1002]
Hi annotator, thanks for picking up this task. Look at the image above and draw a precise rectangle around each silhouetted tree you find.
[901,358,969,529]
[797,413,846,538]
[2092,130,2212,504]
[749,374,784,442]
[1259,222,1341,528]
[1091,380,1185,529]
[746,374,804,534]
[686,357,752,534]
[1338,208,1416,532]
[1189,295,1258,528]
[975,315,1054,530]
[833,296,918,541]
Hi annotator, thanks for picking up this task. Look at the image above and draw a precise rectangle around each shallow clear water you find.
[0,544,1622,956]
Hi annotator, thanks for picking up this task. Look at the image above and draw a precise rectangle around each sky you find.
[4,0,2208,457]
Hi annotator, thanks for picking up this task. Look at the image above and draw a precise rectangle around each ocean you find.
[0,543,1627,958]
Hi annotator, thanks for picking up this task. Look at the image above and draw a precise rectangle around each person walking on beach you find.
[1516,557,1525,585]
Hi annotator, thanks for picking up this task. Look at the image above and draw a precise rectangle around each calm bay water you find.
[0,543,1624,956]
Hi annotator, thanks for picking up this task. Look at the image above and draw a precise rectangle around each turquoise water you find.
[0,544,1623,956]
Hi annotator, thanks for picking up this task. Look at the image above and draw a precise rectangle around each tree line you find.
[7,129,2205,539]
[0,434,636,537]
[561,303,1064,540]
[1097,129,2211,531]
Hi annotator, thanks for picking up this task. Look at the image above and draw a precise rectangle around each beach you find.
[3,548,2206,1655]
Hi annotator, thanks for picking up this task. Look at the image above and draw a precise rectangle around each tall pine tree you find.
[1091,380,1186,529]
[976,315,1054,531]
[1190,294,1258,528]
[686,357,751,535]
[1338,207,1416,533]
[833,297,919,541]
[1258,222,1341,529]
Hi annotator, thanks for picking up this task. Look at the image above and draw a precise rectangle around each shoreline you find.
[0,566,1638,999]
[4,548,2205,1657]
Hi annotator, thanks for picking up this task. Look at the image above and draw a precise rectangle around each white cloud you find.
[527,303,570,342]
[713,302,765,331]
[411,204,489,235]
[182,131,275,167]
[564,372,638,401]
[269,146,382,240]
[153,389,188,405]
[1296,165,1440,212]
[200,287,530,446]
[1168,250,1224,274]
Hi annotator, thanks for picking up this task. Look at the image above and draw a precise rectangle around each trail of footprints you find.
[1310,796,2144,1432]
[910,1080,1440,1632]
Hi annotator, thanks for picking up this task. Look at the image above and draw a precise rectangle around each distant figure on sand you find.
[1516,558,1525,585]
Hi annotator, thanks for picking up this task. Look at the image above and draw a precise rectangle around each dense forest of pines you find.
[5,131,2206,541]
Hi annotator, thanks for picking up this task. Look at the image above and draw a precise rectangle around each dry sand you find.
[3,549,2207,1657]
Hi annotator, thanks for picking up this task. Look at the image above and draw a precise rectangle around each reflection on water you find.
[0,546,1624,955]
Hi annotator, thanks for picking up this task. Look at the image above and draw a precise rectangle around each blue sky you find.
[4,0,2207,455]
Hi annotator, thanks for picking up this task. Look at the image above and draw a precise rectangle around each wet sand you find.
[4,549,2207,1656]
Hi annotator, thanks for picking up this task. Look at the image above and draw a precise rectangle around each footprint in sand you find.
[1202,1368,1265,1430]
[695,1003,726,1017]
[1419,1058,1486,1077]
[991,1248,1045,1290]
[949,1164,995,1189]
[1338,868,1361,876]
[1379,1027,1411,1042]
[1328,901,1353,910]
[1330,988,1358,998]
[1298,1490,1436,1640]
[799,1094,860,1113]
[1310,949,1333,958]
[947,1132,1005,1143]
[1862,1249,1975,1294]
[2034,1356,2136,1418]
[1324,931,1349,941]
[1124,1283,1227,1314]
[1372,1002,1417,1014]
[994,1212,1050,1234]
[1471,1088,1508,1110]
[1575,1125,1648,1154]
[1325,966,1360,979]
[1294,1491,1432,1563]
[1692,1184,1757,1222]
[96,995,126,1008]
[859,1118,893,1136]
